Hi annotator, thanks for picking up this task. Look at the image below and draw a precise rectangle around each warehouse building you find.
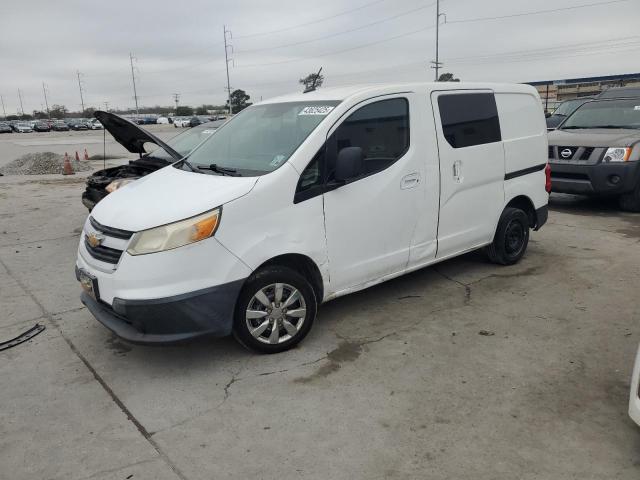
[528,72,640,111]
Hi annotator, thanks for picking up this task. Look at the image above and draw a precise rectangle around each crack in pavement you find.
[434,267,472,305]
[0,255,189,480]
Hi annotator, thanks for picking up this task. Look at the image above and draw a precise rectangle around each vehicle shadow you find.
[548,192,623,217]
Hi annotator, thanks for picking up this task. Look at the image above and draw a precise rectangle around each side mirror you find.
[334,147,364,182]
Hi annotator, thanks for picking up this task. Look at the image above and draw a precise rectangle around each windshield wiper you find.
[198,163,241,176]
[177,159,199,172]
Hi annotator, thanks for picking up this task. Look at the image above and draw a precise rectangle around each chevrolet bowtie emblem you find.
[86,232,105,248]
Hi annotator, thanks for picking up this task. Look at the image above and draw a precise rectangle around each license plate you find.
[78,269,99,300]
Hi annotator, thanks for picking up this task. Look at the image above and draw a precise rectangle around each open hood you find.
[94,111,182,160]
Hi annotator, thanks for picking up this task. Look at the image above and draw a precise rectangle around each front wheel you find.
[619,182,640,212]
[233,266,317,354]
[486,207,530,265]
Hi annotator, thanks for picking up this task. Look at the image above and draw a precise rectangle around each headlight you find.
[603,147,632,163]
[127,208,221,255]
[105,178,136,193]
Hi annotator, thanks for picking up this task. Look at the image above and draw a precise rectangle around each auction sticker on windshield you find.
[299,106,335,115]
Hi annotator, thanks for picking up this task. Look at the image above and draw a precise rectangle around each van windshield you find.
[561,98,640,130]
[183,101,340,176]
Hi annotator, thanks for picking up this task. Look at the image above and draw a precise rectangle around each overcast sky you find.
[1,0,639,114]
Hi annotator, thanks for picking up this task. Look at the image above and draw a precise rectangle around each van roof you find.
[259,82,537,104]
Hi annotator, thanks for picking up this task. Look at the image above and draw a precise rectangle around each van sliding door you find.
[431,90,505,258]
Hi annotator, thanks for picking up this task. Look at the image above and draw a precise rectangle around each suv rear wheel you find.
[486,207,530,265]
[233,266,317,354]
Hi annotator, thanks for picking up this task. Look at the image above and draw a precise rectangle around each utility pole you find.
[17,89,25,116]
[103,101,110,112]
[129,52,140,117]
[42,82,50,118]
[76,70,85,114]
[172,93,180,112]
[223,26,233,115]
[0,95,6,120]
[430,0,445,81]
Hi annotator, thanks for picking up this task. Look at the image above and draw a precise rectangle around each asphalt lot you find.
[0,160,639,478]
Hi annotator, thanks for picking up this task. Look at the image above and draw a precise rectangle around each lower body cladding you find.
[76,235,251,344]
[630,344,640,427]
[549,161,640,196]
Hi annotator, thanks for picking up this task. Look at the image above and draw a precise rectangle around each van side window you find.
[438,93,501,148]
[331,98,409,177]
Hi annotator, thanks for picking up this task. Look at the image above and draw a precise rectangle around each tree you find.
[82,107,96,118]
[228,89,252,114]
[299,72,324,91]
[195,104,215,115]
[33,110,49,119]
[175,106,194,116]
[437,72,460,82]
[49,104,68,119]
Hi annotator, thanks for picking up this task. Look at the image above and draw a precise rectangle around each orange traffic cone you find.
[75,151,80,161]
[63,153,75,176]
[84,148,89,161]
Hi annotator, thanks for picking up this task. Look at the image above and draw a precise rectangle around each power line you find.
[237,2,437,54]
[236,23,436,69]
[234,0,388,39]
[447,0,630,24]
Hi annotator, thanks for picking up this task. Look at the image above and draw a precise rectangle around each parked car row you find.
[0,118,103,133]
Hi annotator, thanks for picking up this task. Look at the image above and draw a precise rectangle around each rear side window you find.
[438,93,501,148]
[331,98,409,176]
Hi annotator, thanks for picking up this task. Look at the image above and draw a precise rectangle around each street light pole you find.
[17,89,25,117]
[223,25,233,115]
[42,82,50,118]
[76,71,85,114]
[129,53,140,117]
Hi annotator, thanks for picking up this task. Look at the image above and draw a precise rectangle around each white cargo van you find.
[76,83,550,353]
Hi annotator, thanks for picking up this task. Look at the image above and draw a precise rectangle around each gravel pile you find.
[0,152,94,175]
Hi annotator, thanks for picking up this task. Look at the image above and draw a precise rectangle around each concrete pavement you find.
[0,174,639,479]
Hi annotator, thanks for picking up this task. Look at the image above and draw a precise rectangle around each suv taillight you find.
[545,163,552,193]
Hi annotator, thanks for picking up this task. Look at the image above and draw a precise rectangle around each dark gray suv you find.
[548,98,640,211]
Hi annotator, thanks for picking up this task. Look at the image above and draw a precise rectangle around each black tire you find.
[233,266,317,354]
[619,182,640,212]
[486,207,530,265]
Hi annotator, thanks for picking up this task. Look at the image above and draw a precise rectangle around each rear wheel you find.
[619,182,640,212]
[486,207,530,265]
[233,266,317,354]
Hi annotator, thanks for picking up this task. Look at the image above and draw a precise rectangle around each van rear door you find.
[431,90,505,258]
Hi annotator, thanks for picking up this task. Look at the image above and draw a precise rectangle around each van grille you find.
[84,217,133,265]
[548,146,555,159]
[84,238,124,264]
[89,217,133,240]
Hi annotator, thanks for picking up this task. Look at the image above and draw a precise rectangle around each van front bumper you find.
[78,272,244,344]
[549,161,640,196]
